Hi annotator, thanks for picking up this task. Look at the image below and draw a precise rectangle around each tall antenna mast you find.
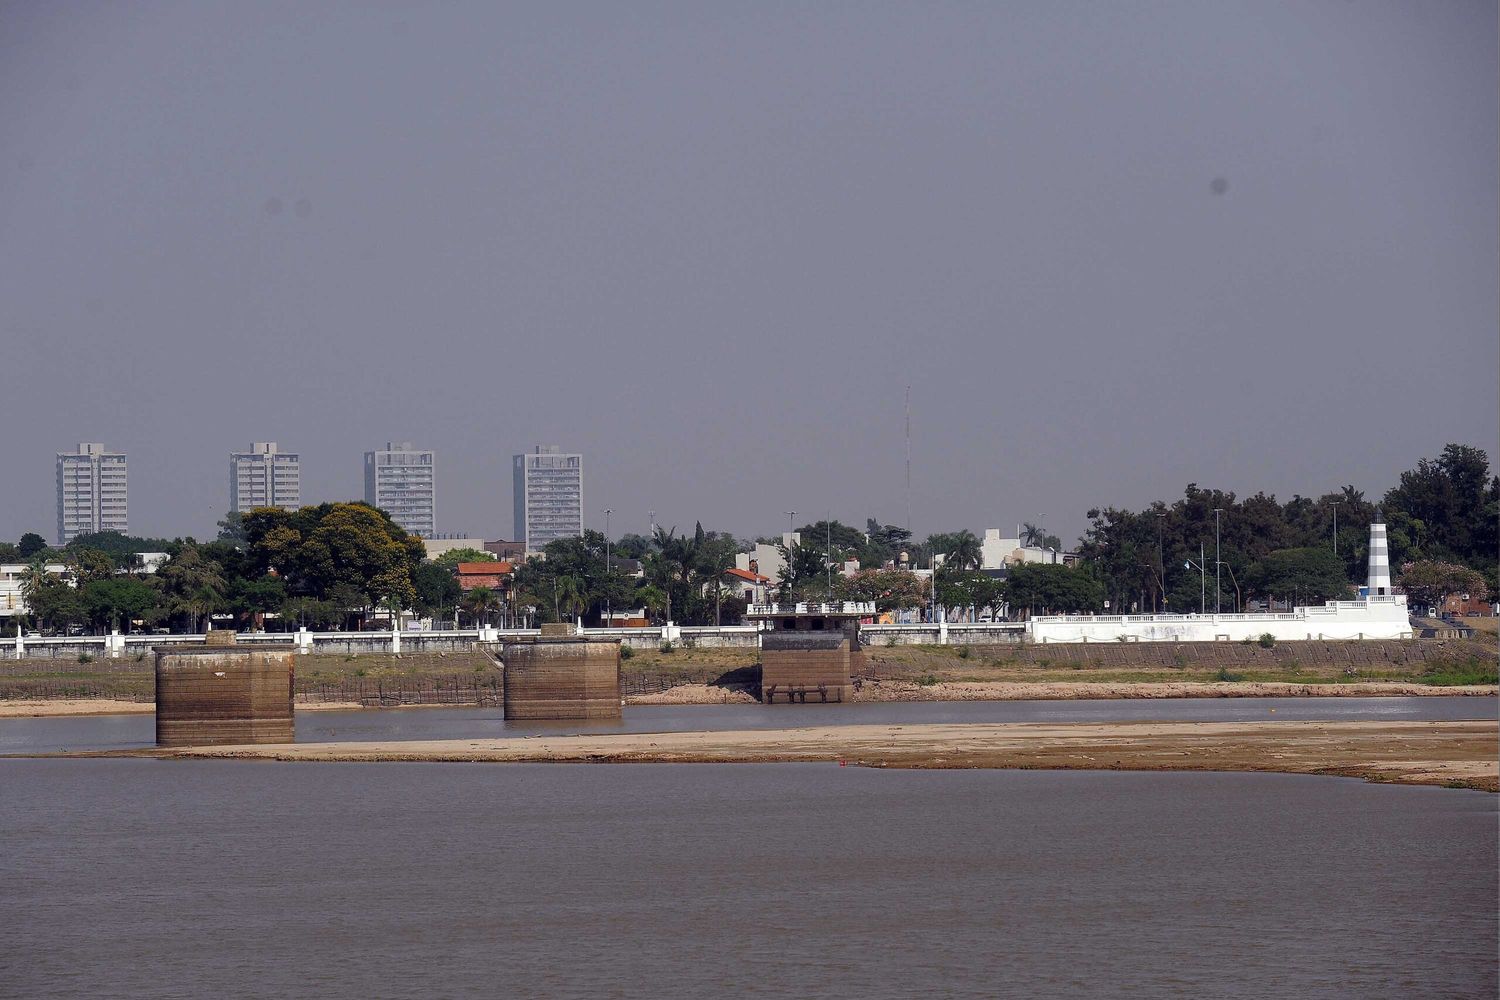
[905,385,912,532]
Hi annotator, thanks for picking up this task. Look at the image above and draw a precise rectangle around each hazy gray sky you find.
[2,1,1495,546]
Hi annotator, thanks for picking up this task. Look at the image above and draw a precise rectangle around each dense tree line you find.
[1076,444,1496,613]
[5,442,1491,633]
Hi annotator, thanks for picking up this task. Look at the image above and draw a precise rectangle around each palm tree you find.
[463,586,498,626]
[158,546,226,633]
[946,530,983,570]
[1021,522,1044,547]
[19,558,51,632]
[637,584,668,624]
[694,538,737,625]
[555,575,587,624]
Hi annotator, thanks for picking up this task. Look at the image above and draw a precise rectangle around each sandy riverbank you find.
[0,699,388,718]
[628,679,1499,705]
[84,719,1500,792]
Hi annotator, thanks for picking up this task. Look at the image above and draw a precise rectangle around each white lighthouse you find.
[1366,518,1392,597]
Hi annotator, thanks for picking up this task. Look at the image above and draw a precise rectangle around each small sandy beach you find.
[628,679,1499,705]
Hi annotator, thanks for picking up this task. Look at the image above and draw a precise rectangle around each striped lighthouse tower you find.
[1366,519,1391,597]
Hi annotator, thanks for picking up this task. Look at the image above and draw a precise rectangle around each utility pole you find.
[1213,508,1223,615]
[603,508,612,629]
[1328,499,1342,556]
[1200,542,1205,614]
[826,511,833,595]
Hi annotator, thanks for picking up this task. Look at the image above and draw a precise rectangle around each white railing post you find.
[294,626,313,654]
[391,628,401,655]
[14,630,22,660]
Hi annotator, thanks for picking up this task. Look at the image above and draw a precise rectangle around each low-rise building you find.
[455,561,513,592]
[0,563,70,622]
[723,566,772,605]
[484,539,527,562]
[734,532,800,587]
[981,529,1065,570]
[421,537,489,562]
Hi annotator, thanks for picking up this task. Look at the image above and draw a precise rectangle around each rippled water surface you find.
[2,761,1493,999]
[2,695,1494,755]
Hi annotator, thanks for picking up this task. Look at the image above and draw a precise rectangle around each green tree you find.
[1398,560,1489,613]
[834,569,928,612]
[935,569,1003,619]
[230,576,287,629]
[216,511,248,544]
[369,567,417,627]
[462,586,499,626]
[1384,444,1497,572]
[17,533,48,559]
[432,547,496,568]
[1243,548,1351,606]
[157,544,228,632]
[67,548,116,585]
[81,578,159,632]
[412,562,462,620]
[1006,563,1104,616]
[243,503,424,603]
[695,532,739,625]
[776,540,829,600]
[943,530,983,570]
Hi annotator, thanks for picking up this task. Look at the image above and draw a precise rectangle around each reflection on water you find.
[2,761,1494,999]
[0,695,1494,755]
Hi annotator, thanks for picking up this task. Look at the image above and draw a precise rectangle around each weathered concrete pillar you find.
[155,643,295,747]
[501,636,621,720]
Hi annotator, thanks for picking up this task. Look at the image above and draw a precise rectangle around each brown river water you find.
[2,695,1494,755]
[2,758,1494,998]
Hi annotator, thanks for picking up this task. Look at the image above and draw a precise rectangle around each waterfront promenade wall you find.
[1029,598,1413,644]
[4,606,1419,661]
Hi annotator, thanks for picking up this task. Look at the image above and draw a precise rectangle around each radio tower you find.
[905,385,912,533]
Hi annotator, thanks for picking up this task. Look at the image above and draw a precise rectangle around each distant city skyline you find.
[3,3,1494,546]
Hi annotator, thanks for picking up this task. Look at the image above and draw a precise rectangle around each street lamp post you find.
[1218,559,1242,612]
[1327,499,1342,557]
[1185,546,1206,614]
[1212,508,1223,615]
[603,508,612,629]
[1156,512,1166,612]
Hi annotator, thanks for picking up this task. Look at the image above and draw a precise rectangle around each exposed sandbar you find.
[91,719,1500,791]
[630,680,1498,704]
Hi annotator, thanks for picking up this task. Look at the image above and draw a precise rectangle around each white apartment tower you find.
[364,442,436,538]
[513,445,583,553]
[230,442,301,513]
[56,442,128,544]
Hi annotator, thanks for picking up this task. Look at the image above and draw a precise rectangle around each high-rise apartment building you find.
[513,445,583,553]
[230,442,301,513]
[364,442,436,538]
[56,442,128,544]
